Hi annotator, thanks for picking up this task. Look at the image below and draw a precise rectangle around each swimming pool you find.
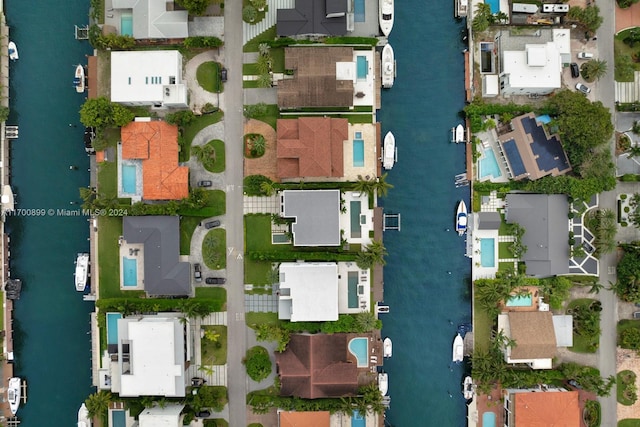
[354,0,365,22]
[112,409,126,427]
[482,412,496,427]
[353,139,365,167]
[507,294,533,307]
[480,238,495,268]
[348,337,368,367]
[122,257,138,287]
[121,14,133,37]
[351,410,366,427]
[485,0,499,13]
[121,164,137,194]
[356,56,368,79]
[348,272,360,308]
[479,148,501,180]
[106,312,122,345]
[350,201,362,238]
[536,114,551,124]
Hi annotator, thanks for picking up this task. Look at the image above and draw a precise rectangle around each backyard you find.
[98,216,143,299]
[201,325,227,365]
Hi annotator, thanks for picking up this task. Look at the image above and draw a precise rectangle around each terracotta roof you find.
[96,151,105,163]
[277,117,348,178]
[275,334,358,399]
[278,47,354,109]
[508,311,557,360]
[279,411,330,427]
[513,390,580,426]
[121,120,189,200]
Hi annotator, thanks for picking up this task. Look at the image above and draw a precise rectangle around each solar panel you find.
[502,139,527,177]
[521,116,570,173]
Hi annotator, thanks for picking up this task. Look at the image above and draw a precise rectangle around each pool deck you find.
[499,286,540,312]
[118,238,145,290]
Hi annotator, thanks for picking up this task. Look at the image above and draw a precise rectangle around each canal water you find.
[378,2,471,426]
[5,0,94,424]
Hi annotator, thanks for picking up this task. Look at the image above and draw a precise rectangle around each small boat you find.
[452,333,464,363]
[381,43,395,89]
[78,402,92,427]
[8,41,18,61]
[379,0,394,36]
[378,372,389,396]
[455,0,468,18]
[383,337,392,358]
[377,304,390,313]
[382,131,396,170]
[75,253,89,292]
[8,377,21,415]
[457,322,472,338]
[454,124,465,143]
[463,376,475,400]
[75,65,85,93]
[456,200,467,236]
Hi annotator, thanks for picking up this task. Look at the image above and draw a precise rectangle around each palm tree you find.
[85,390,112,418]
[353,175,375,197]
[355,311,378,332]
[258,42,270,56]
[256,54,271,74]
[356,240,388,269]
[256,72,272,88]
[581,59,608,81]
[632,120,640,136]
[251,134,267,155]
[374,173,394,198]
[260,180,275,196]
[629,145,640,159]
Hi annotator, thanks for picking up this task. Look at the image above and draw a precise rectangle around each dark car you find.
[568,379,582,389]
[196,410,211,418]
[191,377,206,386]
[205,277,226,285]
[220,67,227,82]
[570,63,579,78]
[204,220,221,229]
[193,263,202,282]
[197,180,213,187]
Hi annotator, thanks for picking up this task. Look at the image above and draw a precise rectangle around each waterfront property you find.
[478,148,502,181]
[471,212,500,280]
[276,0,348,36]
[106,312,123,346]
[502,388,580,425]
[348,337,369,367]
[479,238,496,268]
[108,0,188,39]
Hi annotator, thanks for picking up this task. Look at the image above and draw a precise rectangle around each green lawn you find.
[243,63,260,75]
[245,259,273,286]
[178,189,226,217]
[618,319,640,347]
[97,158,118,199]
[271,47,285,72]
[473,293,493,352]
[243,26,277,52]
[498,216,515,236]
[243,80,260,89]
[201,325,227,365]
[498,242,514,259]
[195,286,227,301]
[246,311,280,328]
[619,419,640,427]
[196,62,221,93]
[246,104,279,130]
[180,216,203,255]
[245,214,284,252]
[567,298,599,353]
[204,420,228,427]
[618,370,637,405]
[498,261,514,272]
[203,228,226,270]
[193,139,225,173]
[98,216,143,299]
[181,111,225,162]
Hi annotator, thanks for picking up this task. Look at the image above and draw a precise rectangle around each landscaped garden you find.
[192,139,225,173]
[201,325,227,365]
[203,228,226,270]
[617,370,638,406]
[244,345,272,382]
[567,298,601,353]
[196,61,222,93]
[583,400,601,427]
[180,111,224,163]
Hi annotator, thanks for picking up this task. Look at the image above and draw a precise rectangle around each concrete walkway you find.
[184,49,227,113]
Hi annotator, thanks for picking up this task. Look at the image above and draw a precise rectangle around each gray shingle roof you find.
[281,190,341,246]
[478,212,501,230]
[277,0,347,37]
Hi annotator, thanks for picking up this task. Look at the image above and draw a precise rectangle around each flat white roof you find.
[483,74,500,95]
[503,42,561,89]
[336,61,356,81]
[279,262,339,322]
[139,404,184,427]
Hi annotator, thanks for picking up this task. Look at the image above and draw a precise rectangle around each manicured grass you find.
[473,293,493,352]
[243,80,260,89]
[196,61,221,93]
[181,111,225,162]
[618,370,638,405]
[499,261,514,272]
[178,189,226,217]
[97,158,118,199]
[193,139,225,173]
[195,286,227,302]
[98,216,143,299]
[245,104,279,130]
[567,298,599,353]
[498,216,514,236]
[180,216,203,255]
[246,311,280,328]
[245,214,283,252]
[498,242,514,259]
[245,259,273,286]
[618,319,640,348]
[201,325,227,365]
[243,63,260,75]
[204,420,228,427]
[620,420,640,427]
[271,47,284,72]
[243,26,277,52]
[203,228,226,270]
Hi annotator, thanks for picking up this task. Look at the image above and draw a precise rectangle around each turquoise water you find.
[348,337,368,367]
[353,139,365,166]
[107,312,122,345]
[122,164,137,194]
[480,238,496,267]
[507,294,533,307]
[112,409,127,427]
[5,0,94,423]
[485,0,500,13]
[347,271,359,308]
[351,409,365,427]
[121,14,133,37]
[350,200,362,237]
[537,114,552,124]
[122,257,138,286]
[483,411,497,427]
[356,56,368,79]
[378,1,469,424]
[480,148,502,179]
[354,0,365,22]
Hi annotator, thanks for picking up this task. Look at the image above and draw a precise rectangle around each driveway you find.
[616,2,640,33]
[185,49,227,113]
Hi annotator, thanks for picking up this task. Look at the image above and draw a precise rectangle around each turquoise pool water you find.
[121,14,133,37]
[483,412,496,427]
[348,337,368,367]
[352,410,365,427]
[353,139,365,167]
[537,114,551,124]
[485,0,500,13]
[507,294,533,307]
[121,164,137,194]
[122,257,137,287]
[354,0,365,21]
[106,312,122,345]
[348,272,359,308]
[350,201,362,238]
[112,409,126,427]
[479,148,501,179]
[356,56,368,79]
[480,238,495,267]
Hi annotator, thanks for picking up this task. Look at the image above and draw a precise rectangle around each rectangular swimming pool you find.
[106,312,122,345]
[347,272,359,308]
[356,56,368,79]
[348,337,368,367]
[353,139,365,167]
[121,164,137,194]
[480,238,496,268]
[507,294,533,307]
[354,0,365,22]
[351,410,366,427]
[485,0,500,13]
[479,148,502,179]
[112,409,126,427]
[122,257,137,287]
[482,412,496,427]
[121,14,133,37]
[350,201,362,238]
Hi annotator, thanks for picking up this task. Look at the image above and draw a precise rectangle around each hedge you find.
[249,251,357,262]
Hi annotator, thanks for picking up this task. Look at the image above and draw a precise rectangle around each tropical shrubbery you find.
[613,244,640,302]
[184,36,224,49]
[244,346,272,381]
[618,370,638,405]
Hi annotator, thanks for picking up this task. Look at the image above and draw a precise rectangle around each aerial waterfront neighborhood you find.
[6,0,640,425]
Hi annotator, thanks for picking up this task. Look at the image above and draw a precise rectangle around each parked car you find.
[220,67,228,82]
[204,220,221,229]
[570,63,579,78]
[575,83,591,94]
[197,180,212,187]
[568,379,582,389]
[194,263,202,282]
[191,377,206,386]
[205,277,226,285]
[634,311,640,319]
[577,52,594,59]
[196,410,211,418]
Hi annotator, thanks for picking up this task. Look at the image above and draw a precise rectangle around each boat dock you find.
[74,25,88,40]
[383,213,401,231]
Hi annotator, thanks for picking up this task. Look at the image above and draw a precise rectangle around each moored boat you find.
[456,200,467,236]
[75,65,85,93]
[463,376,475,400]
[382,131,396,170]
[455,124,465,143]
[8,377,21,415]
[383,337,392,358]
[8,41,18,61]
[455,0,468,18]
[75,253,89,292]
[378,372,389,396]
[78,402,92,427]
[381,43,395,89]
[379,0,394,36]
[452,333,464,363]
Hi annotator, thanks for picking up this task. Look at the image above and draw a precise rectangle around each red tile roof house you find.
[503,388,580,426]
[120,119,189,201]
[278,410,330,427]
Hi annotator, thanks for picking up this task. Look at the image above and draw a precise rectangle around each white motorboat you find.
[452,333,464,363]
[379,0,394,36]
[381,43,395,89]
[455,124,465,143]
[378,372,389,396]
[78,402,92,427]
[383,337,392,358]
[382,131,396,170]
[75,253,89,292]
[456,200,467,236]
[455,0,468,17]
[7,377,21,415]
[463,376,475,400]
[8,41,18,61]
[75,65,85,93]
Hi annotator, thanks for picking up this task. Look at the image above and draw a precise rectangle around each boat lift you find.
[5,126,18,139]
[455,172,469,188]
[74,25,89,40]
[383,213,401,231]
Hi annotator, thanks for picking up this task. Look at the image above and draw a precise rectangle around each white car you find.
[577,52,594,59]
[575,83,591,94]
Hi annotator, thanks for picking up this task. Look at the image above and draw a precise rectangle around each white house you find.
[112,0,188,39]
[111,50,188,108]
[138,404,185,427]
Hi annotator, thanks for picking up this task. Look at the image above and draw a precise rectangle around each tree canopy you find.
[79,97,134,129]
[175,0,212,15]
[614,244,640,302]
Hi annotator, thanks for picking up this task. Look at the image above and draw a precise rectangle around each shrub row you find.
[249,251,357,262]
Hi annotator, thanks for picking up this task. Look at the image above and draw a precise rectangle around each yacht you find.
[74,65,85,93]
[8,41,18,61]
[383,337,392,358]
[75,253,89,292]
[7,377,21,415]
[456,200,467,236]
[382,131,396,170]
[381,43,395,89]
[379,0,394,36]
[78,402,92,427]
[378,372,389,396]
